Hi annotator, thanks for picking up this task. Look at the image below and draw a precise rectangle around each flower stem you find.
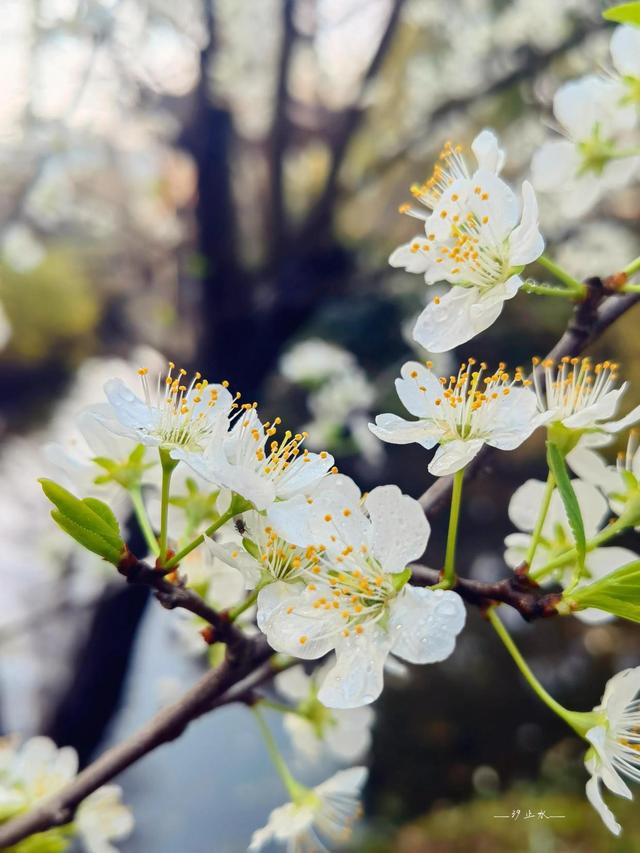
[158,448,178,563]
[259,698,298,716]
[530,517,628,581]
[487,608,587,734]
[522,282,578,299]
[163,504,244,570]
[228,588,260,622]
[441,468,464,588]
[129,486,160,557]
[624,255,640,278]
[253,706,308,802]
[525,471,555,569]
[537,255,586,296]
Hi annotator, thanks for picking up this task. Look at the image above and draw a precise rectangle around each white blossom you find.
[279,339,357,385]
[258,480,465,709]
[97,361,233,454]
[370,359,545,476]
[532,356,640,445]
[568,433,640,528]
[610,26,640,97]
[276,662,374,764]
[177,406,335,512]
[531,75,639,217]
[505,478,638,623]
[390,131,543,351]
[584,667,640,836]
[0,736,133,851]
[249,766,367,852]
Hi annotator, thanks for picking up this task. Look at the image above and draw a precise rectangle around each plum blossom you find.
[97,361,233,453]
[177,406,335,512]
[0,736,133,851]
[279,338,357,386]
[584,667,640,836]
[504,478,638,624]
[532,356,640,447]
[610,26,640,103]
[249,766,367,852]
[275,662,374,764]
[390,131,544,351]
[531,75,639,217]
[568,432,640,528]
[369,359,545,476]
[258,480,465,708]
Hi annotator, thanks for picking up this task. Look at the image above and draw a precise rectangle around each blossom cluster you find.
[25,15,640,852]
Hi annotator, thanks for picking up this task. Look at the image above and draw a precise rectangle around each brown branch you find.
[0,644,274,849]
[117,550,245,649]
[419,281,640,516]
[410,563,561,620]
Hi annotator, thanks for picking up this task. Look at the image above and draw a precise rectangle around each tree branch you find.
[0,643,274,849]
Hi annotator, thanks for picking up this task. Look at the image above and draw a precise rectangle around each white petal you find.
[261,587,339,660]
[413,286,505,353]
[396,361,443,418]
[275,665,311,702]
[508,480,547,532]
[389,238,434,274]
[389,586,465,664]
[562,386,627,429]
[365,485,431,572]
[369,413,440,450]
[204,537,261,589]
[275,451,334,500]
[566,447,621,494]
[601,403,640,434]
[600,666,640,725]
[509,181,544,266]
[471,129,505,174]
[428,439,485,476]
[611,25,640,78]
[531,140,580,191]
[469,170,520,236]
[586,726,633,798]
[586,774,622,836]
[318,628,391,708]
[324,707,374,761]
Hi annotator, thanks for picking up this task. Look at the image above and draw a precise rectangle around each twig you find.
[0,645,272,849]
[410,563,561,620]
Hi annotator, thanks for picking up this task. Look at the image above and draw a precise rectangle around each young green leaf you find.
[40,479,123,551]
[564,559,640,623]
[51,510,123,564]
[546,442,586,574]
[82,497,120,535]
[603,2,640,26]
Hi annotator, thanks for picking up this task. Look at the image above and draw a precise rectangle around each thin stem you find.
[623,255,640,278]
[252,706,307,802]
[537,255,586,296]
[259,698,297,716]
[487,608,581,733]
[525,472,555,569]
[163,506,241,570]
[228,588,260,622]
[442,468,464,588]
[622,283,640,293]
[129,487,160,557]
[522,282,578,299]
[158,449,178,564]
[530,517,628,581]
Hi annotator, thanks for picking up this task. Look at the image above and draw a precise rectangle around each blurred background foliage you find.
[0,0,639,850]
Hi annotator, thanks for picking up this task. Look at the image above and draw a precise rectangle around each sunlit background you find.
[1,0,639,850]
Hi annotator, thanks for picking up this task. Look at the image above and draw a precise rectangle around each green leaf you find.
[40,479,123,550]
[546,442,586,573]
[51,510,122,564]
[603,2,640,25]
[82,497,120,534]
[566,559,640,623]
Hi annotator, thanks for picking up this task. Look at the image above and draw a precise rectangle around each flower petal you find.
[365,485,431,572]
[428,438,485,476]
[586,774,622,836]
[369,413,440,450]
[388,586,465,664]
[318,627,391,708]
